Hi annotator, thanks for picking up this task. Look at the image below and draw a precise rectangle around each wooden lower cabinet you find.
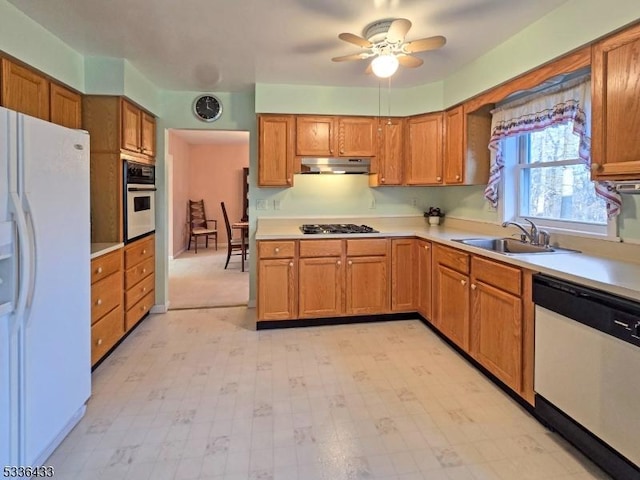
[391,239,416,312]
[124,235,155,331]
[298,256,343,318]
[434,263,470,350]
[90,248,124,366]
[416,240,432,320]
[346,255,389,315]
[470,280,522,391]
[258,258,297,320]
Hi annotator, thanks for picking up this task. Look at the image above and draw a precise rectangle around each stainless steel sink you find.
[452,237,579,255]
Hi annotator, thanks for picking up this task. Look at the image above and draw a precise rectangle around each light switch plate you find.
[256,199,268,210]
[273,200,281,210]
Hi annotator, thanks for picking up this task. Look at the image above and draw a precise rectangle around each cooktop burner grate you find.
[299,224,379,234]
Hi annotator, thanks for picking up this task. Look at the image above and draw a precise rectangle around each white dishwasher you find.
[533,274,640,480]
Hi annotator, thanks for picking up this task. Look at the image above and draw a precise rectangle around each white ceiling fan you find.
[332,18,446,78]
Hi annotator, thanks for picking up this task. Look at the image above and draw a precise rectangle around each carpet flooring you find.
[168,247,249,310]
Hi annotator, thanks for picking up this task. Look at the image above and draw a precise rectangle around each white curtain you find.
[483,78,621,218]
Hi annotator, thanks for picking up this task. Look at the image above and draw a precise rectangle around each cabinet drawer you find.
[472,256,522,296]
[125,273,155,310]
[91,272,122,324]
[91,305,123,366]
[125,257,154,289]
[126,290,154,331]
[299,239,342,257]
[346,239,387,256]
[258,240,296,259]
[91,249,122,284]
[125,236,154,269]
[434,244,469,274]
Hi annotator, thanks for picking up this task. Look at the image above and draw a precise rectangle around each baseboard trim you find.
[151,303,168,314]
[257,312,419,330]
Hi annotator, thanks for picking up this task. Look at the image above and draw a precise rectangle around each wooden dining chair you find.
[188,199,218,253]
[221,201,247,269]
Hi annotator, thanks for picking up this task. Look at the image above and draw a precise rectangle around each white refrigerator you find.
[0,106,91,468]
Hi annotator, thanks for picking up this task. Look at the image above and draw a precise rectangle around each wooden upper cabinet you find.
[404,112,443,185]
[50,83,81,129]
[1,58,49,121]
[592,22,640,179]
[296,115,336,156]
[337,116,376,156]
[140,112,156,157]
[121,99,142,153]
[258,114,295,187]
[377,117,404,185]
[444,106,464,184]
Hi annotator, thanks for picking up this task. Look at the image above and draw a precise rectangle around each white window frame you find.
[499,135,618,240]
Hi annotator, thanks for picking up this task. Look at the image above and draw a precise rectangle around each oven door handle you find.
[128,187,157,192]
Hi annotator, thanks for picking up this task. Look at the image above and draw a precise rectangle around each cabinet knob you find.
[142,268,147,274]
[97,266,103,274]
[287,178,292,184]
[590,163,602,172]
[340,149,344,154]
[289,262,293,267]
[461,279,467,286]
[140,305,146,311]
[471,284,477,290]
[436,176,442,182]
[455,175,461,180]
[142,249,147,255]
[348,260,353,266]
[336,260,341,266]
[96,338,103,346]
[142,287,147,293]
[275,247,280,253]
[381,177,385,183]
[96,298,102,306]
[424,245,429,250]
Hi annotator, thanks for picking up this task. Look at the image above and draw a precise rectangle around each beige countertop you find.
[91,242,124,259]
[255,216,640,302]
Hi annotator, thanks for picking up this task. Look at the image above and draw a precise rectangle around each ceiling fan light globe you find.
[371,54,399,78]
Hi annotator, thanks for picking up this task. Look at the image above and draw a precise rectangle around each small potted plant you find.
[425,207,444,226]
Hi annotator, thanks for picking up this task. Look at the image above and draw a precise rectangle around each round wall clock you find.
[193,94,222,122]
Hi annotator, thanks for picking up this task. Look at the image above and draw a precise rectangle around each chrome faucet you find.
[502,218,549,246]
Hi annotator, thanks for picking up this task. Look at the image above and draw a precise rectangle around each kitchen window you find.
[501,122,612,237]
[485,76,620,239]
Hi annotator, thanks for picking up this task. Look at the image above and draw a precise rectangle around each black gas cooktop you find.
[299,224,379,234]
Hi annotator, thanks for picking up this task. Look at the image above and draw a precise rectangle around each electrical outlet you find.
[273,200,281,210]
[411,197,418,207]
[256,199,268,210]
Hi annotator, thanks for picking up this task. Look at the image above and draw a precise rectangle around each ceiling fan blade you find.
[404,35,447,53]
[338,32,372,48]
[398,55,423,68]
[332,53,370,62]
[386,18,412,44]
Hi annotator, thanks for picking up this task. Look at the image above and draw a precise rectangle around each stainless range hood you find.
[300,157,370,174]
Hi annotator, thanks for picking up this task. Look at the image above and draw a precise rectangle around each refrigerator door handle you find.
[8,191,31,332]
[22,196,37,327]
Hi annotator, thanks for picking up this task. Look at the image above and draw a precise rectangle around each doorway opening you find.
[167,129,250,309]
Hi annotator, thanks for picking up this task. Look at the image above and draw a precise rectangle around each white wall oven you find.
[124,161,155,243]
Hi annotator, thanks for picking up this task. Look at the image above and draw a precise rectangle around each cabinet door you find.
[296,116,336,156]
[121,99,141,153]
[299,257,343,318]
[391,239,415,312]
[592,23,640,179]
[50,83,81,129]
[378,117,404,185]
[416,240,432,321]
[258,258,297,320]
[1,58,49,121]
[259,115,294,187]
[345,256,389,315]
[444,106,464,184]
[471,280,522,391]
[140,112,156,158]
[338,116,376,156]
[405,112,443,185]
[434,263,469,350]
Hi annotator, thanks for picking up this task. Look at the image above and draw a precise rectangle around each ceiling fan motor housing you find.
[363,19,397,43]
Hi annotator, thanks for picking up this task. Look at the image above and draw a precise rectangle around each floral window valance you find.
[483,78,622,218]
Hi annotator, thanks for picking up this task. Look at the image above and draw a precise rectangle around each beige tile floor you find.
[48,308,610,480]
